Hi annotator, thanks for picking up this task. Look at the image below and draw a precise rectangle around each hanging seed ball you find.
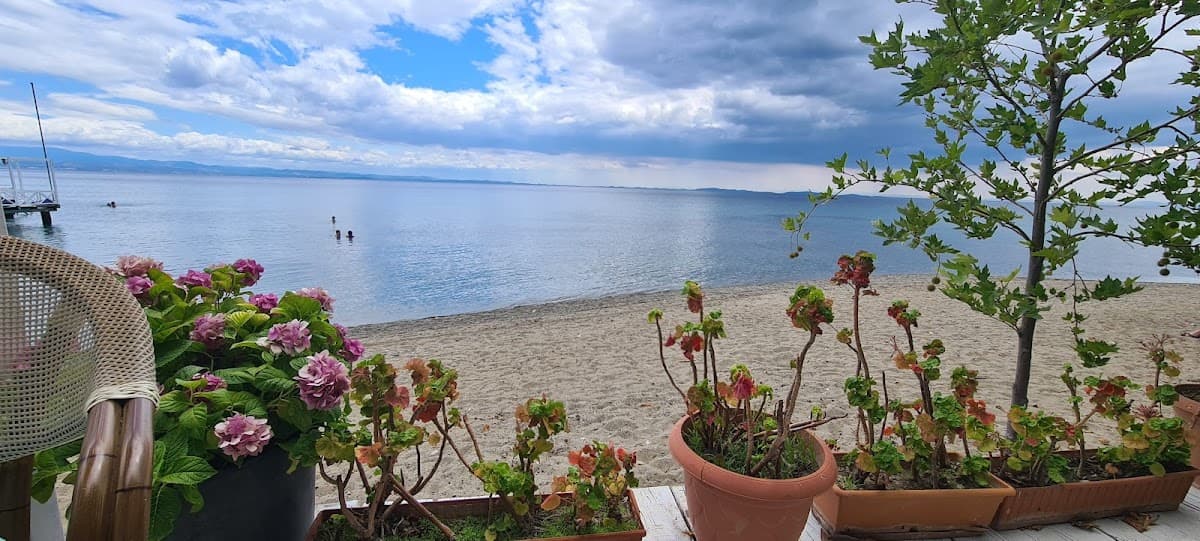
[1049,287,1058,295]
[1158,258,1170,267]
[926,284,936,292]
[789,252,799,259]
[1160,268,1171,276]
[931,276,941,285]
[796,245,804,252]
[1168,221,1179,229]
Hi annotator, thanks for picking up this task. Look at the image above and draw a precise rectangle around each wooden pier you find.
[2,157,60,226]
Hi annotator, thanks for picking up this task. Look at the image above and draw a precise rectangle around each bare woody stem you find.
[749,329,818,476]
[653,317,687,399]
[392,477,456,540]
[852,287,870,379]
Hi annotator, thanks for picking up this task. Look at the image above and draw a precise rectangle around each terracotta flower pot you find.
[305,491,646,541]
[1174,383,1200,486]
[810,453,1014,540]
[666,415,837,541]
[992,451,1200,529]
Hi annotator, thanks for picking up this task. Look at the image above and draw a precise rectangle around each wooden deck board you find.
[630,486,1200,541]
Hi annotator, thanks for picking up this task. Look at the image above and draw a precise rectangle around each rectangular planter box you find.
[811,454,1015,540]
[306,490,646,541]
[991,451,1200,530]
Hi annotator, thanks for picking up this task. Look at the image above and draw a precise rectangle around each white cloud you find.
[46,94,157,121]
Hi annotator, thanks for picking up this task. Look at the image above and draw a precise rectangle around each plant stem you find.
[393,478,456,540]
[749,330,817,476]
[654,318,688,397]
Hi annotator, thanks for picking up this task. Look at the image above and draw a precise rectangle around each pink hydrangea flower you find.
[233,259,264,286]
[176,270,213,289]
[115,255,163,277]
[192,371,227,392]
[189,313,226,347]
[341,338,364,362]
[332,323,349,342]
[296,287,334,312]
[295,350,351,410]
[249,293,279,312]
[125,275,153,297]
[257,320,311,355]
[214,413,272,460]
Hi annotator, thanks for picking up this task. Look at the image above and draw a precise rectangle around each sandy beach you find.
[320,276,1200,506]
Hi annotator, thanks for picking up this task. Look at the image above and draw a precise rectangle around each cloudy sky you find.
[0,1,1189,191]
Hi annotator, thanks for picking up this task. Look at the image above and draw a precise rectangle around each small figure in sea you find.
[106,201,117,208]
[331,215,336,224]
[346,230,354,241]
[335,229,341,240]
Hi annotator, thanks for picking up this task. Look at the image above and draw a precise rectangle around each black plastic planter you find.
[167,445,314,541]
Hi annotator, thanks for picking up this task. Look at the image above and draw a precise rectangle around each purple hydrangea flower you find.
[214,413,272,460]
[341,338,365,362]
[115,255,163,277]
[233,259,264,286]
[189,313,226,347]
[296,287,334,312]
[125,275,153,297]
[295,350,351,411]
[249,293,279,312]
[257,320,311,356]
[332,323,349,342]
[192,371,227,392]
[176,270,213,289]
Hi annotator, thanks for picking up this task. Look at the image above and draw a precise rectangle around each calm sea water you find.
[6,172,1187,325]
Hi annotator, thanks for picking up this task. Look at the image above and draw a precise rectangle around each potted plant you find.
[990,335,1199,529]
[809,252,1014,539]
[648,281,838,541]
[1173,381,1200,481]
[32,256,361,541]
[307,356,646,540]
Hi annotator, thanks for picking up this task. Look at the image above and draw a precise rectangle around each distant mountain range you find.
[0,145,452,183]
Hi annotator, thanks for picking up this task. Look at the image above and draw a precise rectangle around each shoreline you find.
[349,273,1199,329]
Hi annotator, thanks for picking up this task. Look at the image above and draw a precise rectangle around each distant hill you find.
[0,145,445,182]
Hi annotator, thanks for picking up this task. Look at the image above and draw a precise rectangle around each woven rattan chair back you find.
[0,237,158,541]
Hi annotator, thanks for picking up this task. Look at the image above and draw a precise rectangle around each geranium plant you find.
[314,355,465,540]
[548,441,640,530]
[994,335,1190,486]
[829,252,999,490]
[34,256,362,540]
[648,280,834,479]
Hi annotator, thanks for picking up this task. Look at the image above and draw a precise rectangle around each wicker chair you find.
[0,237,158,541]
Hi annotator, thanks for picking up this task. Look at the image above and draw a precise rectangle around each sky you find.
[0,1,1191,192]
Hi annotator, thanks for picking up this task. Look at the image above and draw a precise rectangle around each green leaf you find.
[149,486,182,541]
[179,484,205,513]
[1149,462,1166,477]
[274,397,313,432]
[253,366,296,395]
[178,403,209,440]
[159,456,217,486]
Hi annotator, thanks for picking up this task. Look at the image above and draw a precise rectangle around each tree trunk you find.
[1009,65,1064,433]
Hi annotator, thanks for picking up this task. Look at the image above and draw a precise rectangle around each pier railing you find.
[2,157,59,210]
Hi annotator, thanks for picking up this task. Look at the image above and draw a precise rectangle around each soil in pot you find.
[991,450,1200,529]
[312,495,643,541]
[811,453,1015,539]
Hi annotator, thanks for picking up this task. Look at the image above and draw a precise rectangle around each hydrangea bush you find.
[35,255,362,541]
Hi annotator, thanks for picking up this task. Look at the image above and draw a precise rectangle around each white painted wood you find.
[631,486,1200,541]
[668,485,693,536]
[632,486,693,541]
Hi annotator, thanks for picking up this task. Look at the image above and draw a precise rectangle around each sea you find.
[6,172,1189,325]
